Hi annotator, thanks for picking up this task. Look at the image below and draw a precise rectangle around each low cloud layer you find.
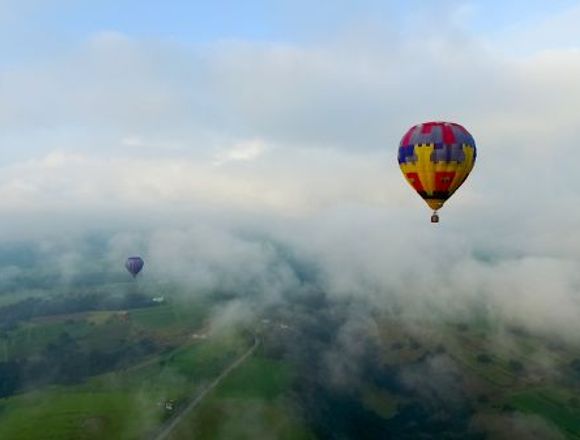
[2,3,580,346]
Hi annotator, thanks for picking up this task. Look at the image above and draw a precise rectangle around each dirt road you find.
[153,335,260,440]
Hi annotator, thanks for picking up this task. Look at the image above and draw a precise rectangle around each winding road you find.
[153,335,260,440]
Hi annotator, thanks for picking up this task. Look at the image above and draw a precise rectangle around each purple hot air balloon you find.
[125,256,144,278]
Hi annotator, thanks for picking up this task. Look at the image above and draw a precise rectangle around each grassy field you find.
[0,289,47,307]
[361,386,399,420]
[1,293,210,359]
[3,319,92,360]
[0,292,249,440]
[0,331,252,439]
[510,389,580,439]
[168,355,312,440]
[450,350,515,387]
[3,288,580,440]
[130,299,210,339]
[441,322,580,439]
[375,316,580,438]
[131,305,185,331]
[163,330,251,380]
[214,357,294,400]
[172,399,313,440]
[0,388,155,440]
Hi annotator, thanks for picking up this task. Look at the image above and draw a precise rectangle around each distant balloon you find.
[125,256,144,278]
[398,121,476,223]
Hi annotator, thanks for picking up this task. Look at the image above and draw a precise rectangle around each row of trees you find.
[0,292,158,331]
[0,330,158,398]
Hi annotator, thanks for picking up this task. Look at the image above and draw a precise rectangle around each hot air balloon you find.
[125,256,144,278]
[398,121,476,223]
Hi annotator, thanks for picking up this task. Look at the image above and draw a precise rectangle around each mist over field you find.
[3,18,580,338]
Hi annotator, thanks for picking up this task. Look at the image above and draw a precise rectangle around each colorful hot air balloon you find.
[398,121,476,222]
[125,256,144,278]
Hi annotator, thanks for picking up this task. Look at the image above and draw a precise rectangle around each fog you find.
[1,1,580,404]
[0,4,580,338]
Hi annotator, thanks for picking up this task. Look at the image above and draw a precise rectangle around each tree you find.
[476,353,492,364]
[508,359,524,373]
[570,358,580,380]
[0,361,21,397]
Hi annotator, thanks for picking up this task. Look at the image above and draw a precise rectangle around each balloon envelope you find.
[125,256,144,277]
[398,121,476,212]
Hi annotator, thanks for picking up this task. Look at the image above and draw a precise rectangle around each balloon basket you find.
[431,212,439,223]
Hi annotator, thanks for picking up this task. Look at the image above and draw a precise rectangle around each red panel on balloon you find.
[435,172,456,192]
[406,172,424,191]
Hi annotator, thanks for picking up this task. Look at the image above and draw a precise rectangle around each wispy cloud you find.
[2,2,580,343]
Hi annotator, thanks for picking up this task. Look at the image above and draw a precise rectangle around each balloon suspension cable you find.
[431,210,439,223]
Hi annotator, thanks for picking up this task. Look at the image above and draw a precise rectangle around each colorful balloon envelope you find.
[125,256,144,278]
[398,121,476,222]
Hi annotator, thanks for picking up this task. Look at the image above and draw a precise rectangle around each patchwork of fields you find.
[0,286,261,439]
[1,283,580,439]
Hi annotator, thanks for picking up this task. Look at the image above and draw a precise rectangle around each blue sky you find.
[1,0,579,65]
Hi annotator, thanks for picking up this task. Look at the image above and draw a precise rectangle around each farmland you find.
[0,281,257,439]
[166,355,310,440]
[1,274,580,439]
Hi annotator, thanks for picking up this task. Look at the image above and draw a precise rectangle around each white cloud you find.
[491,3,580,55]
[2,13,580,340]
[121,136,146,148]
[213,138,267,165]
[1,28,578,221]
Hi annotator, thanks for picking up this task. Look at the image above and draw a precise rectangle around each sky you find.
[2,1,580,341]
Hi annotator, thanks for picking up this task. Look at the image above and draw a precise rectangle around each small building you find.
[158,399,176,411]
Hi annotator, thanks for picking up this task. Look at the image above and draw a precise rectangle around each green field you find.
[510,389,580,439]
[166,331,251,379]
[2,282,580,440]
[130,299,210,340]
[172,399,313,440]
[3,319,92,360]
[215,357,293,400]
[168,355,311,440]
[0,388,156,440]
[0,292,253,440]
[131,304,186,331]
[0,332,252,439]
[1,294,210,359]
[361,386,399,420]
